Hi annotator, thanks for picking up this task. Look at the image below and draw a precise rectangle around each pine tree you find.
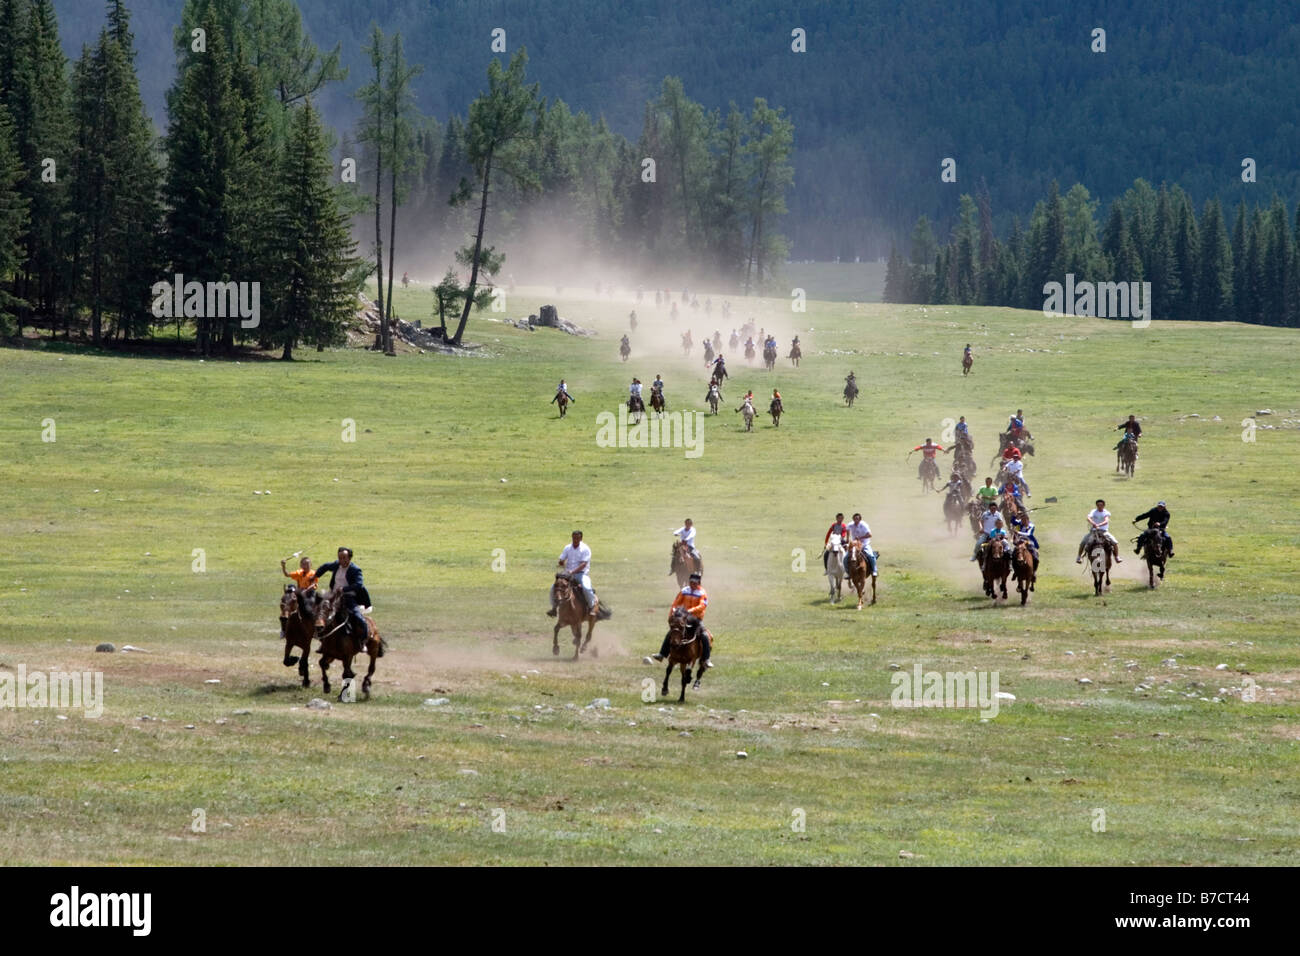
[269,101,363,359]
[743,97,793,294]
[883,243,904,303]
[1171,189,1199,320]
[0,104,29,334]
[1196,199,1232,321]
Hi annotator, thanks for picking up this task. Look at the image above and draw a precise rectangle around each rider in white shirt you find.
[1004,456,1030,496]
[548,530,605,615]
[1076,499,1123,563]
[629,378,643,399]
[671,519,701,572]
[846,513,877,576]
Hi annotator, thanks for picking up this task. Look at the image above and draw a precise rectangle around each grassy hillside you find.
[2,290,1298,864]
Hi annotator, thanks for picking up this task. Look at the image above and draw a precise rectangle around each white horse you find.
[736,397,755,432]
[825,535,846,603]
[707,383,720,415]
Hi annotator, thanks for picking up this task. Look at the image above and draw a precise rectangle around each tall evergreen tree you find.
[742,97,793,294]
[1196,198,1232,321]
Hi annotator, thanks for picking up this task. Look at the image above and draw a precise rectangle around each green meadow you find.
[1,287,1298,865]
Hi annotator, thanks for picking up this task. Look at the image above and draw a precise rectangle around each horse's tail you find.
[375,636,387,658]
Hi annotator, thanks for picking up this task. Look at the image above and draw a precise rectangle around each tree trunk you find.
[451,146,492,346]
[373,124,385,353]
[384,132,398,356]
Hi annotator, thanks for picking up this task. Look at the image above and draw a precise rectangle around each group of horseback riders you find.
[822,512,880,577]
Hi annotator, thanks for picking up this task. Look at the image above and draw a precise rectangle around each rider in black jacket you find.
[1133,502,1172,557]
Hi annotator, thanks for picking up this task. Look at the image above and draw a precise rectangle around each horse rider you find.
[620,333,630,350]
[791,334,800,349]
[1008,409,1027,440]
[976,476,999,505]
[846,512,878,577]
[671,518,701,573]
[971,512,1009,563]
[729,329,739,350]
[629,377,643,406]
[281,554,317,591]
[845,370,857,391]
[651,374,665,402]
[648,570,713,669]
[1115,414,1142,452]
[1076,499,1123,564]
[1003,452,1030,497]
[770,388,782,413]
[954,415,970,444]
[711,354,729,382]
[1133,501,1173,557]
[1008,511,1040,570]
[823,512,850,571]
[963,343,972,363]
[315,547,372,633]
[712,330,722,351]
[939,471,969,501]
[547,530,609,618]
[911,438,945,475]
[551,379,574,405]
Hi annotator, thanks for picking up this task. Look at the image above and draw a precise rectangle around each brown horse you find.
[1117,437,1138,476]
[660,607,708,702]
[962,352,973,376]
[1086,529,1112,595]
[846,539,876,608]
[943,489,967,535]
[627,393,645,424]
[313,588,386,701]
[555,392,569,418]
[763,345,777,371]
[789,343,802,367]
[1136,528,1167,588]
[650,388,666,418]
[769,395,783,426]
[551,573,600,660]
[980,537,1012,601]
[671,540,701,589]
[279,585,320,687]
[1012,539,1036,605]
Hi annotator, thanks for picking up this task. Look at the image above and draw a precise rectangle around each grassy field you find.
[2,287,1298,865]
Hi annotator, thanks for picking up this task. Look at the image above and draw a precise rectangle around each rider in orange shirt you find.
[648,571,713,669]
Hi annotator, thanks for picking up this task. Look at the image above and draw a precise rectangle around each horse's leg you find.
[339,654,356,702]
[870,575,877,605]
[552,620,561,656]
[679,666,688,702]
[319,655,332,695]
[571,622,582,660]
[362,645,377,699]
[282,628,297,667]
[298,636,311,687]
[662,662,672,697]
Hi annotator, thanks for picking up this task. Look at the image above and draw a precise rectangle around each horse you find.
[650,388,666,418]
[737,397,755,431]
[744,341,756,364]
[1000,493,1024,528]
[980,537,1012,601]
[763,345,777,371]
[703,341,715,365]
[769,395,783,427]
[313,588,386,701]
[279,585,320,687]
[629,312,638,332]
[966,500,986,538]
[681,331,693,356]
[1012,538,1036,605]
[619,338,631,362]
[627,393,645,424]
[551,573,601,660]
[943,489,967,535]
[706,382,720,415]
[789,342,802,367]
[918,456,939,493]
[1117,437,1138,477]
[825,535,845,603]
[993,431,1034,466]
[1086,529,1112,595]
[846,539,876,608]
[1136,527,1167,588]
[659,607,708,702]
[671,540,702,589]
[844,379,858,407]
[962,352,973,376]
[555,391,569,419]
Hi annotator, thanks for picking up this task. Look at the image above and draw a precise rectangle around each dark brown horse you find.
[769,395,783,426]
[1136,528,1167,588]
[980,537,1012,601]
[660,607,708,702]
[671,540,701,589]
[551,573,600,660]
[1117,437,1138,476]
[943,488,967,535]
[789,342,801,367]
[279,585,320,687]
[650,388,666,418]
[314,589,386,701]
[846,539,876,608]
[962,352,973,376]
[763,344,777,371]
[1012,538,1036,605]
[555,392,569,419]
[1086,529,1112,595]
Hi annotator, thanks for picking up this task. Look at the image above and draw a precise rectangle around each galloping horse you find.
[789,342,802,367]
[846,539,876,608]
[1117,437,1138,477]
[659,607,708,702]
[736,396,755,431]
[650,388,666,418]
[962,352,973,376]
[993,431,1034,466]
[918,456,939,493]
[313,589,386,700]
[1085,528,1112,595]
[703,341,715,365]
[279,585,320,687]
[627,392,645,424]
[619,338,631,362]
[551,573,601,660]
[844,379,858,407]
[1012,538,1036,605]
[681,330,693,356]
[671,540,702,589]
[769,394,783,427]
[1136,527,1167,588]
[744,340,756,364]
[825,535,845,603]
[555,391,569,418]
[980,537,1012,601]
[706,382,721,415]
[763,344,778,371]
[966,500,985,538]
[943,488,967,535]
